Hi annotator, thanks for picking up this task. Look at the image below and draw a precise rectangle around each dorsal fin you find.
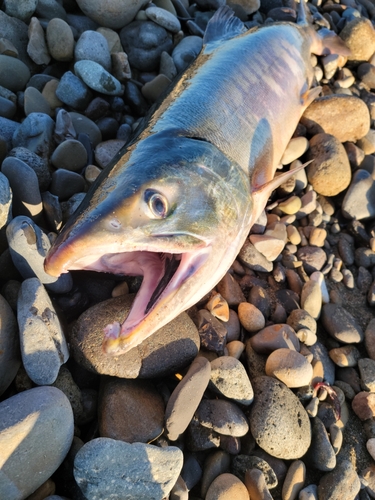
[297,0,309,27]
[203,6,247,47]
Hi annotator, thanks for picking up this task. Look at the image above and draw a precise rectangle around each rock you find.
[329,345,360,367]
[24,86,52,117]
[217,272,245,306]
[281,460,306,500]
[142,74,171,101]
[75,31,112,71]
[0,11,33,69]
[365,318,375,360]
[0,171,12,230]
[205,473,249,500]
[265,348,313,388]
[186,415,220,451]
[99,378,164,442]
[209,356,254,405]
[50,170,85,200]
[0,294,20,395]
[4,0,37,22]
[51,139,88,172]
[27,17,50,66]
[196,309,227,354]
[120,21,173,71]
[244,469,273,500]
[17,278,69,385]
[12,112,55,164]
[358,358,375,392]
[165,356,211,441]
[35,0,67,20]
[341,169,375,221]
[172,35,203,72]
[318,460,361,500]
[74,438,183,500]
[0,95,16,119]
[287,309,317,334]
[301,95,370,142]
[238,302,265,332]
[238,240,273,272]
[304,417,336,472]
[56,71,92,110]
[300,280,322,320]
[232,455,277,487]
[69,112,102,146]
[200,451,231,498]
[250,324,300,354]
[0,386,74,500]
[196,399,249,437]
[306,133,351,196]
[352,392,375,420]
[321,303,364,344]
[249,376,311,459]
[76,0,147,29]
[145,6,181,33]
[340,17,375,64]
[296,246,327,274]
[70,294,200,378]
[46,18,74,61]
[0,54,30,92]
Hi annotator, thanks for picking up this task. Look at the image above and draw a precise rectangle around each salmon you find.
[44,3,349,355]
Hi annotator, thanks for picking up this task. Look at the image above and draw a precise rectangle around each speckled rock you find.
[249,376,311,459]
[209,356,254,405]
[321,303,364,344]
[74,60,122,96]
[75,30,112,71]
[74,438,183,500]
[76,0,148,29]
[340,17,375,64]
[70,294,200,378]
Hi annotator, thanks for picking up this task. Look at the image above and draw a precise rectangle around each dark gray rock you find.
[74,30,111,71]
[0,116,19,150]
[51,139,88,172]
[0,95,16,119]
[304,417,336,472]
[56,71,92,110]
[172,35,203,72]
[12,112,55,164]
[0,11,34,68]
[0,171,12,230]
[0,54,30,92]
[196,399,249,437]
[50,170,86,200]
[8,146,51,191]
[35,0,67,21]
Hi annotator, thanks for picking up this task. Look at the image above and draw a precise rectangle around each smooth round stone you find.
[46,18,74,61]
[97,27,123,53]
[306,133,351,196]
[35,0,67,20]
[4,0,37,22]
[265,348,313,388]
[69,112,102,146]
[340,17,375,63]
[342,169,375,221]
[142,74,171,101]
[0,294,20,396]
[1,156,43,222]
[352,391,375,420]
[0,171,12,230]
[321,303,364,344]
[232,455,277,487]
[8,146,51,191]
[27,17,50,66]
[6,215,73,293]
[281,460,306,500]
[358,358,375,392]
[238,241,273,273]
[196,399,249,437]
[120,21,173,72]
[75,31,111,71]
[287,309,317,334]
[278,196,302,215]
[145,6,181,33]
[12,112,55,163]
[0,116,19,150]
[172,35,203,72]
[50,169,85,200]
[74,60,122,95]
[0,386,74,500]
[209,356,254,405]
[99,378,164,443]
[206,473,248,500]
[301,280,322,319]
[304,417,336,472]
[165,356,211,441]
[249,376,311,459]
[17,278,69,385]
[70,294,200,378]
[85,164,101,183]
[238,302,265,332]
[94,139,126,168]
[296,246,327,274]
[76,0,146,29]
[244,469,272,500]
[200,451,231,498]
[51,139,88,172]
[367,438,375,461]
[329,345,360,367]
[365,318,375,361]
[0,54,30,92]
[250,324,300,354]
[24,86,52,117]
[55,71,92,110]
[301,95,370,143]
[217,272,245,307]
[249,233,285,261]
[318,460,360,500]
[0,95,16,119]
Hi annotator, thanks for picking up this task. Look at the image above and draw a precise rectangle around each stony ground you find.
[0,0,375,499]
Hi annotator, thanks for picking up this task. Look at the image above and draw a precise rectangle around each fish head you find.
[45,132,252,355]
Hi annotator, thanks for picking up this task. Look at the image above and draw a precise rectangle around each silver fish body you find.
[45,6,348,354]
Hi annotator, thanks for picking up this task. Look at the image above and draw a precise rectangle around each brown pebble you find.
[352,392,375,420]
[217,272,245,306]
[265,348,313,388]
[205,293,229,322]
[244,469,272,500]
[250,324,300,354]
[281,460,306,500]
[238,302,265,333]
[206,473,249,500]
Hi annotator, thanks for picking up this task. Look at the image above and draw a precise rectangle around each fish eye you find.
[144,189,169,219]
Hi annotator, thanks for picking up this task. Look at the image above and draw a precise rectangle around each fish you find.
[44,3,349,355]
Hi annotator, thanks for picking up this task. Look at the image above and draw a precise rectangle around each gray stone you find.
[76,0,147,29]
[27,16,50,66]
[0,171,12,230]
[55,71,92,110]
[51,139,88,172]
[6,215,73,293]
[249,376,311,459]
[238,240,273,272]
[50,169,86,200]
[196,399,249,437]
[17,278,69,385]
[0,294,20,396]
[0,95,16,119]
[69,112,102,147]
[309,342,336,385]
[0,54,30,92]
[304,417,336,472]
[46,18,74,62]
[4,0,37,22]
[145,6,181,33]
[0,116,19,149]
[12,112,55,164]
[74,438,183,500]
[35,0,67,21]
[342,169,375,221]
[74,60,122,96]
[172,35,203,72]
[318,459,361,500]
[0,386,74,500]
[75,30,112,71]
[24,86,52,117]
[321,303,364,344]
[8,146,51,191]
[232,455,278,488]
[209,356,253,405]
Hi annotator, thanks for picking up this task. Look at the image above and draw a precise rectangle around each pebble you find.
[318,460,361,500]
[17,278,69,385]
[329,345,361,367]
[0,54,30,92]
[46,18,74,61]
[200,451,231,498]
[4,0,37,22]
[321,303,364,344]
[42,190,63,231]
[69,112,102,146]
[165,356,211,441]
[50,169,85,200]
[209,356,254,405]
[74,438,183,500]
[196,399,249,437]
[250,324,300,354]
[75,30,112,72]
[196,309,227,354]
[217,272,245,306]
[76,0,146,29]
[281,136,309,165]
[205,473,249,500]
[365,319,375,360]
[12,112,55,163]
[35,0,67,20]
[282,460,306,500]
[97,27,123,53]
[250,376,311,459]
[238,240,273,272]
[51,139,88,172]
[27,17,50,66]
[301,95,370,143]
[99,378,164,442]
[56,71,93,110]
[145,6,181,33]
[340,17,375,63]
[358,358,375,392]
[6,215,73,293]
[70,294,200,378]
[120,21,173,72]
[142,74,171,102]
[0,294,20,395]
[232,455,277,488]
[296,246,327,274]
[249,233,285,261]
[352,392,375,420]
[0,386,74,500]
[306,133,351,196]
[24,86,53,117]
[74,60,122,96]
[238,302,265,332]
[265,348,313,388]
[341,169,375,220]
[172,35,203,72]
[287,309,317,334]
[300,280,322,319]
